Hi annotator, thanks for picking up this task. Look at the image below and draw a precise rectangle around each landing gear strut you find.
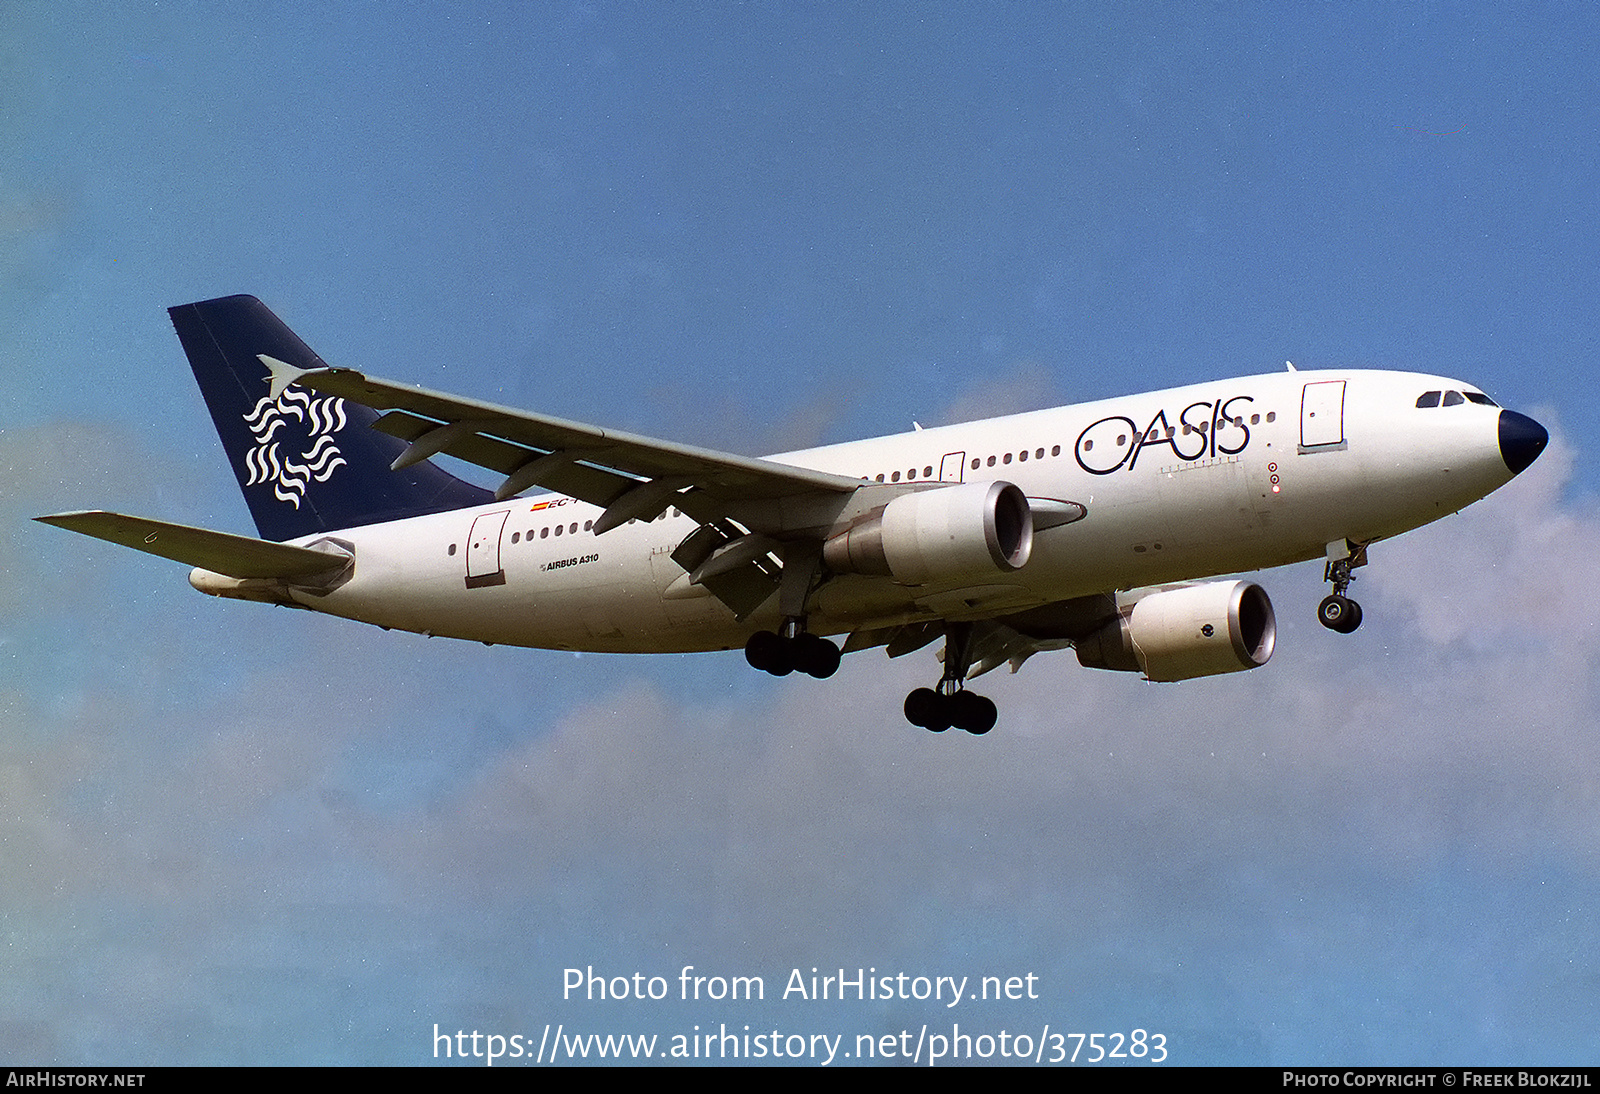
[1318,540,1367,634]
[903,623,998,735]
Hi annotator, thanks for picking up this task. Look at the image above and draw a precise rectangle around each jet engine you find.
[1074,580,1276,681]
[823,480,1034,586]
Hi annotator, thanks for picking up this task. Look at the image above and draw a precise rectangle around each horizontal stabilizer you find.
[35,511,350,580]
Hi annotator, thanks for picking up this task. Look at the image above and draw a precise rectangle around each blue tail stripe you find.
[171,295,493,541]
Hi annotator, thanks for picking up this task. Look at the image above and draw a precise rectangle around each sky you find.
[3,0,1598,1067]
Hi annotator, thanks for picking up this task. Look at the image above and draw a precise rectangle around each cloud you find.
[369,422,1600,954]
[935,360,1060,426]
[7,416,1599,1063]
[1367,421,1600,648]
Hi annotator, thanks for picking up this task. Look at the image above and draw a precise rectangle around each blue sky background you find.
[4,1,1598,1066]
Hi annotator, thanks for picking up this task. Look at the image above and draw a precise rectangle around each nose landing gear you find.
[1318,541,1367,634]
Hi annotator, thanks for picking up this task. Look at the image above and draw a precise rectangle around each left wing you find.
[262,355,865,535]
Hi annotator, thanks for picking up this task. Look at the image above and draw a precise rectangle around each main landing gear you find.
[744,544,843,679]
[744,620,842,679]
[1318,541,1367,634]
[903,623,998,735]
[740,547,996,734]
[904,686,998,735]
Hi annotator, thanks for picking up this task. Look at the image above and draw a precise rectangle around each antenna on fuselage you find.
[1285,360,1297,372]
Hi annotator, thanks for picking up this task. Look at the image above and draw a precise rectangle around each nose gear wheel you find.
[1318,542,1367,634]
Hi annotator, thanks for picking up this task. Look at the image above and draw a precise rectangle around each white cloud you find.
[8,415,1599,1062]
[935,360,1060,426]
[1367,421,1600,650]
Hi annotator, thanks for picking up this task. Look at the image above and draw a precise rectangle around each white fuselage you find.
[244,369,1515,653]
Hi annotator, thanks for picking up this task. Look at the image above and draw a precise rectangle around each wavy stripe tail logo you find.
[242,387,349,508]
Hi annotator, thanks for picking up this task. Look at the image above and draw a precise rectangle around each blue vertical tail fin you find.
[170,295,493,541]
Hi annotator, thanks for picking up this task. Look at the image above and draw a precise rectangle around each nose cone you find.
[1498,409,1549,475]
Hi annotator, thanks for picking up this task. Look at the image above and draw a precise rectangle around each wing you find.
[261,356,877,618]
[261,355,864,534]
[35,511,351,580]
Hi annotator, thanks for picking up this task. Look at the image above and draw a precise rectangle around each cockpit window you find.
[1419,389,1497,409]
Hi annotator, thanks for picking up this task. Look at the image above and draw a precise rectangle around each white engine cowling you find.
[1075,580,1276,681]
[823,481,1034,586]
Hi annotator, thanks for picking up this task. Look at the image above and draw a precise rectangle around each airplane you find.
[37,295,1549,736]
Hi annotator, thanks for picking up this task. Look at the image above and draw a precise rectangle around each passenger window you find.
[1443,390,1465,407]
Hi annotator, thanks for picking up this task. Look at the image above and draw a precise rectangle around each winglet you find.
[259,353,316,400]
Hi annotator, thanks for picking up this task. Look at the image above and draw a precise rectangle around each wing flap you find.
[371,409,651,506]
[35,511,351,580]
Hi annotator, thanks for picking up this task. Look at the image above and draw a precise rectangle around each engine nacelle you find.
[1075,580,1276,681]
[823,481,1034,586]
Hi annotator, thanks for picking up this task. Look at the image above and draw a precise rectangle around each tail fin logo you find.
[241,387,349,508]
